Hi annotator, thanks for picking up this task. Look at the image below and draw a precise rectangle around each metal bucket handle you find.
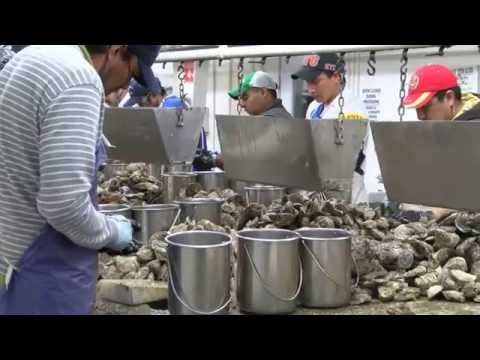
[168,208,182,234]
[168,256,232,315]
[242,242,303,302]
[300,239,360,289]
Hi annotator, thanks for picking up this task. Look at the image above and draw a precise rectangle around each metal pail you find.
[174,198,224,225]
[98,204,132,219]
[297,228,352,308]
[237,229,302,314]
[161,172,198,203]
[195,170,226,192]
[132,204,181,244]
[245,185,286,206]
[166,231,232,315]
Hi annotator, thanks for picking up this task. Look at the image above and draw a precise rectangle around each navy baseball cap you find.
[129,77,163,97]
[292,53,342,82]
[127,45,162,94]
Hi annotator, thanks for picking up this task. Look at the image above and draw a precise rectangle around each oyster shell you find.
[442,290,465,303]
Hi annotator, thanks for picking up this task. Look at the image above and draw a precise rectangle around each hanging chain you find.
[367,51,376,76]
[176,62,186,128]
[335,52,346,145]
[237,58,244,115]
[398,49,409,122]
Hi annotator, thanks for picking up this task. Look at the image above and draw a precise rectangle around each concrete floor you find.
[292,300,480,315]
[152,300,480,315]
[98,297,480,316]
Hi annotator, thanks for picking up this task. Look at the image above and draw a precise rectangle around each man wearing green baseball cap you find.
[228,71,292,118]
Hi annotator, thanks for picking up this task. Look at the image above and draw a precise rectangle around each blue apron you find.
[0,141,108,315]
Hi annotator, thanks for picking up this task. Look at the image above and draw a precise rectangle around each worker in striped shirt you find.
[0,45,161,315]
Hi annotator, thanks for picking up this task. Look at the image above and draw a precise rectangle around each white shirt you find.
[306,92,367,120]
[305,92,382,204]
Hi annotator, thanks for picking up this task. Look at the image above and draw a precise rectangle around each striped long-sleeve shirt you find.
[0,45,119,276]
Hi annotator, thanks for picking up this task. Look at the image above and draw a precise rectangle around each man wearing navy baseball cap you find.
[0,45,162,315]
[123,78,166,107]
[126,45,162,94]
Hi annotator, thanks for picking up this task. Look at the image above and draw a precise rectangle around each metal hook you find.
[367,51,376,76]
[425,45,452,57]
[218,59,223,67]
[286,56,291,64]
[162,62,166,69]
[248,57,267,66]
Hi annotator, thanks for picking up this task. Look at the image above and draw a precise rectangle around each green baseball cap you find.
[228,71,278,100]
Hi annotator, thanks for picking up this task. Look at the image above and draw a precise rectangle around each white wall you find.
[153,46,480,194]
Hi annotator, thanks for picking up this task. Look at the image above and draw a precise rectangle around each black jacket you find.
[455,94,480,121]
[262,99,293,118]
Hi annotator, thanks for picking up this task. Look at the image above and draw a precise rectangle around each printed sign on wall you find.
[452,66,479,93]
[362,88,382,120]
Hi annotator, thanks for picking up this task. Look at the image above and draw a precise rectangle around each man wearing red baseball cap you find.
[402,63,480,220]
[404,63,480,121]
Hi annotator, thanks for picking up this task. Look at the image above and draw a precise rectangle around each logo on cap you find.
[409,74,420,91]
[324,63,336,71]
[304,55,320,68]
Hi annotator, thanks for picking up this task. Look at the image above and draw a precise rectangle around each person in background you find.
[105,88,129,107]
[0,45,161,315]
[292,53,371,204]
[401,63,480,219]
[123,77,165,108]
[123,79,214,171]
[404,63,480,121]
[292,53,366,120]
[228,71,292,118]
[0,46,15,72]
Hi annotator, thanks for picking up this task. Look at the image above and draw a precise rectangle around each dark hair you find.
[322,70,336,78]
[434,86,462,102]
[319,70,347,88]
[267,89,277,99]
[84,45,110,54]
[160,87,167,98]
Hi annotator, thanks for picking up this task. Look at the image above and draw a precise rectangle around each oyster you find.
[442,290,465,303]
[433,229,460,250]
[427,285,443,300]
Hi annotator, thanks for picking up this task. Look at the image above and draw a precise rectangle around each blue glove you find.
[107,215,133,251]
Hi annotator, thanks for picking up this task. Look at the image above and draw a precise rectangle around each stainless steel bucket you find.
[195,170,226,191]
[228,180,253,199]
[245,185,286,206]
[297,228,352,308]
[132,204,181,245]
[98,204,132,219]
[161,172,198,204]
[165,162,193,174]
[174,198,225,225]
[145,163,163,179]
[237,229,302,315]
[166,231,232,315]
[103,163,129,180]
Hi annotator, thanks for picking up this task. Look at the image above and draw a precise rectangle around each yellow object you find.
[0,274,5,289]
[453,93,480,120]
[342,111,368,120]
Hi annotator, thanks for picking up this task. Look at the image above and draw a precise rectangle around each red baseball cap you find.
[403,64,459,109]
